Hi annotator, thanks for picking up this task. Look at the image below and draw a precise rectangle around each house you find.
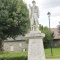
[51,28,60,47]
[3,35,28,52]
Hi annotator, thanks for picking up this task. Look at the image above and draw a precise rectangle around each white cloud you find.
[42,0,60,8]
[24,0,60,28]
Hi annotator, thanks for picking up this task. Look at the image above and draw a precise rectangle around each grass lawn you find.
[0,48,60,58]
[45,48,60,58]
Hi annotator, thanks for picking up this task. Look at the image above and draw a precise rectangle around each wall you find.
[3,40,28,52]
[53,39,60,47]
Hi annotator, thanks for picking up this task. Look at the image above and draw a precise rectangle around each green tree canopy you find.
[0,0,30,51]
[39,25,54,48]
[0,0,30,38]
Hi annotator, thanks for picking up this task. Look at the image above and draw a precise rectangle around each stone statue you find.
[26,1,45,60]
[29,0,39,31]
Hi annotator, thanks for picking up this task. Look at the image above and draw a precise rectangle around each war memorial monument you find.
[26,0,45,60]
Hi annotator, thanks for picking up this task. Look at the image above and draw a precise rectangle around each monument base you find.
[25,30,45,60]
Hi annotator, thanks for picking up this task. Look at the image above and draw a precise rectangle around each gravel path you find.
[46,59,60,60]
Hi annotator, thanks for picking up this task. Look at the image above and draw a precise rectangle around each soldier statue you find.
[29,0,39,31]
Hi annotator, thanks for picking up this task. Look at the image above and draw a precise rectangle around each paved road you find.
[46,59,60,60]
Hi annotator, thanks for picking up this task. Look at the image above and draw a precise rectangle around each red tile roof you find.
[51,28,60,39]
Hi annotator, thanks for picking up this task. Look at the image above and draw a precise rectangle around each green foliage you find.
[0,0,29,38]
[0,52,27,60]
[39,25,54,48]
[0,0,30,51]
[0,56,27,60]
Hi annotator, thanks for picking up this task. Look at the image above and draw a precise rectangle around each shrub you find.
[0,56,27,60]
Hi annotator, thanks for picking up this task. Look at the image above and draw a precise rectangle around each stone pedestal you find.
[25,30,45,60]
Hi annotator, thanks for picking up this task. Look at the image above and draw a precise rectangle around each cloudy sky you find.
[24,0,60,28]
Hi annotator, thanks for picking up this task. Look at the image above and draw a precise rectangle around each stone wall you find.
[3,40,28,52]
[53,40,60,47]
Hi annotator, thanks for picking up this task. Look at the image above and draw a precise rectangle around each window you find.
[10,45,14,51]
[19,43,22,47]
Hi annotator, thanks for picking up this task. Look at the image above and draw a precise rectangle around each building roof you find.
[51,28,60,39]
[5,35,26,41]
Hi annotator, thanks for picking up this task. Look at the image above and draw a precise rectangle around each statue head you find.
[32,0,36,6]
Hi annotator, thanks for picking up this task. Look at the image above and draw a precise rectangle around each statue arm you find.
[29,4,32,19]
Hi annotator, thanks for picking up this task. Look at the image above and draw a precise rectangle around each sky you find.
[23,0,60,28]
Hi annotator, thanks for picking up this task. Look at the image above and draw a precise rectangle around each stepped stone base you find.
[25,30,45,60]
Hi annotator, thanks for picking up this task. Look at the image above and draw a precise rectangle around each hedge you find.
[0,56,27,60]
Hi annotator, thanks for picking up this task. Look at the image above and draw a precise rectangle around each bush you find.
[0,56,27,60]
[0,51,28,60]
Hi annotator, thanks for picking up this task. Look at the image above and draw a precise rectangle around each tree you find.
[39,25,54,48]
[0,0,30,51]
